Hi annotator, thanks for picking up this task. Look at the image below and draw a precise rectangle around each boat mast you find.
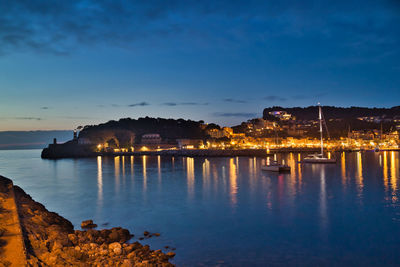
[318,103,323,155]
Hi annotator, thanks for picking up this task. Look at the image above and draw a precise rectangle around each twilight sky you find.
[0,0,399,130]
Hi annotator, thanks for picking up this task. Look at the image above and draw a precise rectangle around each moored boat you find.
[261,160,291,172]
[302,103,336,164]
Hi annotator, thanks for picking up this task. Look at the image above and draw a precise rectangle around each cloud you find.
[40,106,50,110]
[291,92,329,100]
[264,95,287,101]
[213,112,257,118]
[128,102,150,107]
[161,102,208,106]
[13,117,43,121]
[223,98,247,104]
[0,0,398,56]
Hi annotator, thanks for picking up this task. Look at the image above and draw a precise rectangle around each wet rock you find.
[166,252,176,258]
[81,219,98,229]
[143,231,150,236]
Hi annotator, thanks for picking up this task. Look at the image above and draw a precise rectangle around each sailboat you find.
[302,104,336,164]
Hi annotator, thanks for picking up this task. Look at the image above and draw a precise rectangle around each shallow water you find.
[0,150,399,266]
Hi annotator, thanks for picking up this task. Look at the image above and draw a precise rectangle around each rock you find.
[153,233,160,237]
[113,247,122,255]
[108,242,122,251]
[51,241,63,251]
[166,252,176,258]
[143,231,150,236]
[81,219,97,229]
[68,234,78,245]
[127,252,136,259]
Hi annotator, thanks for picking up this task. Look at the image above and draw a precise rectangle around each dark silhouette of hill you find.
[263,106,400,120]
[78,117,206,144]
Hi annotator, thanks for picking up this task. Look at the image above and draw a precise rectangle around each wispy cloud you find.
[161,102,208,106]
[128,102,150,107]
[213,112,257,118]
[264,95,287,101]
[13,117,43,121]
[40,106,50,110]
[291,92,329,100]
[223,98,247,104]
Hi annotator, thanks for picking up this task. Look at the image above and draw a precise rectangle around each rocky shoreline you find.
[0,176,175,266]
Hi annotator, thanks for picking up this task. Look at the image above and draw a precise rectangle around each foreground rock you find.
[13,185,175,266]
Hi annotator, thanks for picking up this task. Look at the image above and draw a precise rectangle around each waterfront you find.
[1,150,399,266]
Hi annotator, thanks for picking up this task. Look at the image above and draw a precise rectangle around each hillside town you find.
[42,106,400,159]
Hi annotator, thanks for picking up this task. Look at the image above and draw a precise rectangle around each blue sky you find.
[0,0,399,130]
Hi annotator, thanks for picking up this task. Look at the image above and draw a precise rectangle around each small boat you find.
[261,160,291,172]
[302,103,336,164]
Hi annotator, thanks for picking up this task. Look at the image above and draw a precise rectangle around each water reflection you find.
[157,155,161,184]
[356,152,363,201]
[130,156,134,181]
[383,151,389,192]
[186,157,195,198]
[341,152,346,188]
[143,156,147,191]
[320,167,327,232]
[97,156,103,205]
[114,156,120,193]
[229,158,238,207]
[390,151,398,203]
[297,153,302,189]
[202,159,211,191]
[122,156,126,179]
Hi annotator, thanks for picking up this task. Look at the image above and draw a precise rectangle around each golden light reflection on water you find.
[187,157,195,197]
[130,156,134,180]
[288,153,297,199]
[122,156,126,185]
[297,153,302,188]
[97,156,103,205]
[157,155,161,183]
[356,152,364,200]
[341,152,346,188]
[229,158,238,206]
[383,152,388,192]
[143,156,147,191]
[202,159,210,190]
[114,156,120,192]
[390,151,398,203]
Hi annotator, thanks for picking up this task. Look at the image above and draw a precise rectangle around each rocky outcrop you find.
[12,183,175,266]
[41,140,96,159]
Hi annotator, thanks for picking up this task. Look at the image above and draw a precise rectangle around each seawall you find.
[0,176,28,266]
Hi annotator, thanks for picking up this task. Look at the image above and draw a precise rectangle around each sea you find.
[0,149,399,266]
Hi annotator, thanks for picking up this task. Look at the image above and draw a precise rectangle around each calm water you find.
[0,150,399,266]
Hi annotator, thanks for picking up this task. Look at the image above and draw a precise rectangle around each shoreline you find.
[41,147,400,159]
[0,175,175,266]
